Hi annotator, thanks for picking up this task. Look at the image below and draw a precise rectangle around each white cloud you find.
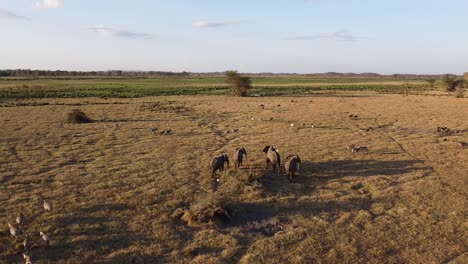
[286,30,366,42]
[192,21,228,28]
[35,0,63,9]
[0,9,29,20]
[89,25,152,39]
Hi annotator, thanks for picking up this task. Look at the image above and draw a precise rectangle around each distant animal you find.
[351,146,369,153]
[43,200,52,212]
[150,128,158,134]
[263,146,281,174]
[23,236,31,252]
[285,155,302,182]
[160,129,172,135]
[458,142,468,148]
[437,126,450,132]
[349,114,359,120]
[8,223,21,238]
[226,129,239,134]
[233,147,248,169]
[16,212,25,227]
[211,154,230,177]
[22,253,34,264]
[40,231,50,246]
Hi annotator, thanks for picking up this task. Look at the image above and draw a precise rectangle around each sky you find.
[1,0,468,74]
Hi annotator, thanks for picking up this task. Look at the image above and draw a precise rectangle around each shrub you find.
[181,193,232,227]
[225,71,252,97]
[454,88,464,98]
[441,74,456,92]
[441,74,465,92]
[66,109,93,123]
[426,79,436,88]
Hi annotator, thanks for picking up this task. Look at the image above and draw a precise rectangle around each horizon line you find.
[0,69,465,76]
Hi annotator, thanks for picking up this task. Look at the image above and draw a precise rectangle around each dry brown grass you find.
[0,94,467,263]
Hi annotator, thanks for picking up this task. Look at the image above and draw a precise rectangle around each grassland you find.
[0,92,467,263]
[0,76,429,98]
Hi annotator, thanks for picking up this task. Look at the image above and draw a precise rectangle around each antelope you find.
[351,146,369,153]
[39,231,50,247]
[22,253,34,264]
[43,200,52,212]
[16,212,25,228]
[8,223,21,238]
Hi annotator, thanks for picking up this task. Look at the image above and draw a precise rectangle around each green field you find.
[0,76,429,98]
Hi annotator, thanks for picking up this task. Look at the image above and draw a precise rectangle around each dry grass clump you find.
[181,193,233,227]
[65,109,93,123]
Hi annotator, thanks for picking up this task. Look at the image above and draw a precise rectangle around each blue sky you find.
[1,0,467,74]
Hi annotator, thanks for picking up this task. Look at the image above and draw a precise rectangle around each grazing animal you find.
[347,144,356,150]
[458,142,468,148]
[234,148,248,169]
[437,126,450,132]
[16,212,25,227]
[351,146,369,153]
[8,223,21,238]
[226,129,240,133]
[23,236,31,252]
[263,146,281,174]
[150,128,158,134]
[22,253,34,264]
[40,231,50,246]
[211,154,230,177]
[43,200,52,212]
[160,129,172,135]
[285,155,302,182]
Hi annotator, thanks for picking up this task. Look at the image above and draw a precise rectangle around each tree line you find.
[0,69,192,77]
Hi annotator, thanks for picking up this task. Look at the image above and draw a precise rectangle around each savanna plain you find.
[0,77,467,264]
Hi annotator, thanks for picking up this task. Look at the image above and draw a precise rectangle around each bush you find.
[66,109,93,123]
[225,71,252,97]
[454,88,464,98]
[441,74,456,92]
[441,74,465,92]
[426,79,436,88]
[181,193,233,227]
